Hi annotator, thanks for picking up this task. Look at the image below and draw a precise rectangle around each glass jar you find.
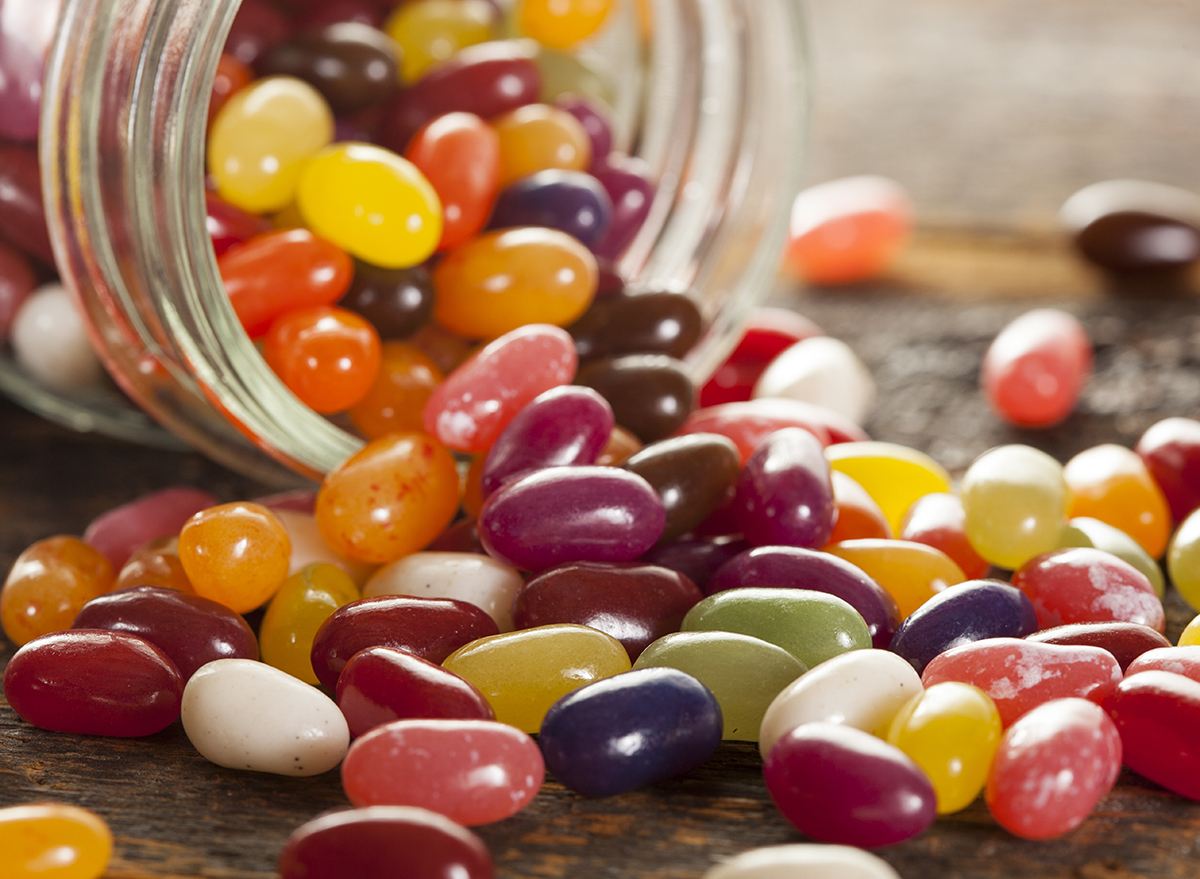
[30,0,808,485]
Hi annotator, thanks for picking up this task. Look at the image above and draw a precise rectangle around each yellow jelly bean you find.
[825,539,966,620]
[1168,507,1200,612]
[518,0,614,50]
[493,103,592,186]
[0,803,112,879]
[178,502,292,613]
[1064,443,1171,560]
[825,441,953,535]
[296,142,442,269]
[385,0,496,83]
[259,563,361,685]
[208,76,333,214]
[1179,612,1200,646]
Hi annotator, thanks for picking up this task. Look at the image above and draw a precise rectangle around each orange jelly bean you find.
[492,103,592,186]
[518,0,613,50]
[594,424,643,466]
[1064,443,1171,559]
[262,305,383,414]
[115,536,194,594]
[826,538,967,620]
[348,341,444,439]
[432,227,598,339]
[0,802,113,879]
[178,503,292,613]
[1,536,115,646]
[825,470,893,544]
[315,432,460,565]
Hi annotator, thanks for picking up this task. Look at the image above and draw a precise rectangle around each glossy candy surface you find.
[699,307,823,407]
[825,441,952,535]
[1059,516,1165,597]
[753,336,876,427]
[701,844,901,879]
[1011,547,1164,632]
[1061,178,1200,273]
[898,491,989,580]
[575,354,695,442]
[339,261,434,340]
[259,22,399,114]
[114,538,194,594]
[489,169,612,246]
[1102,670,1200,801]
[0,144,55,264]
[260,563,360,684]
[1135,416,1200,523]
[493,103,591,185]
[385,0,496,83]
[274,509,377,585]
[363,551,523,631]
[82,486,218,570]
[642,536,749,594]
[568,289,705,361]
[347,341,443,438]
[11,284,103,393]
[263,306,382,413]
[1063,443,1170,559]
[178,502,291,613]
[1028,621,1171,672]
[1166,506,1200,610]
[825,539,965,621]
[826,470,893,544]
[1,536,115,646]
[0,241,36,340]
[589,153,656,261]
[732,427,836,548]
[0,803,112,879]
[1125,646,1200,682]
[622,433,741,543]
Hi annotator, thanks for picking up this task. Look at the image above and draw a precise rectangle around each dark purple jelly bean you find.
[3,629,184,736]
[888,579,1039,674]
[575,354,695,443]
[732,427,836,550]
[641,536,750,593]
[707,545,899,650]
[1027,621,1172,672]
[622,433,741,544]
[487,169,613,246]
[591,153,655,261]
[71,585,259,681]
[278,805,495,879]
[310,595,500,691]
[480,385,614,498]
[478,466,666,572]
[0,143,54,265]
[379,40,541,153]
[567,289,705,361]
[554,95,613,171]
[339,260,435,339]
[1062,179,1200,274]
[426,518,486,555]
[225,0,293,67]
[514,561,703,660]
[538,667,722,797]
[763,722,937,848]
[258,22,399,115]
[336,646,494,738]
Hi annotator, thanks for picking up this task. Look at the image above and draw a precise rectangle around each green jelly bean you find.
[1060,517,1165,599]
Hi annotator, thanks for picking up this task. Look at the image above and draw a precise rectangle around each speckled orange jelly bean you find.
[1,536,114,646]
[178,502,292,613]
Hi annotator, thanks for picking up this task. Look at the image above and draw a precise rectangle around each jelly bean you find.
[1181,613,1200,646]
[589,153,656,261]
[1136,416,1200,523]
[985,697,1122,839]
[753,336,876,427]
[922,638,1122,728]
[758,649,923,760]
[380,40,541,152]
[310,595,499,691]
[683,588,870,670]
[443,623,631,732]
[897,491,989,580]
[514,561,703,660]
[72,585,259,681]
[888,579,1039,674]
[0,240,36,340]
[315,431,460,564]
[11,283,104,393]
[595,422,643,465]
[622,433,741,543]
[1059,515,1165,597]
[1028,622,1171,673]
[347,341,444,439]
[208,52,254,126]
[707,545,899,649]
[518,0,612,49]
[259,22,399,114]
[539,667,722,797]
[0,803,112,879]
[699,307,823,408]
[225,0,292,66]
[208,75,333,213]
[981,308,1093,428]
[763,722,936,848]
[0,144,54,264]
[295,0,386,31]
[825,539,966,621]
[1168,506,1200,610]
[826,470,894,544]
[489,169,612,246]
[728,427,835,548]
[480,385,614,497]
[82,486,217,569]
[178,502,292,613]
[181,658,349,775]
[677,398,869,463]
[568,288,705,360]
[642,536,749,594]
[405,111,501,251]
[824,441,952,536]
[206,191,271,257]
[1064,443,1170,559]
[701,844,901,879]
[576,354,695,442]
[273,508,378,585]
[260,563,361,684]
[263,305,382,413]
[279,805,494,879]
[337,646,495,737]
[959,443,1069,570]
[885,681,1003,814]
[384,0,496,83]
[555,95,613,170]
[782,175,913,286]
[253,488,318,513]
[633,631,806,741]
[115,537,195,594]
[1,536,115,647]
[342,718,543,822]
[1102,670,1200,801]
[493,103,591,186]
[4,630,183,736]
[363,551,523,631]
[219,228,354,337]
[340,261,435,340]
[427,518,486,555]
[0,0,59,140]
[1060,179,1200,273]
[1126,646,1200,682]
[534,42,614,106]
[1012,546,1164,632]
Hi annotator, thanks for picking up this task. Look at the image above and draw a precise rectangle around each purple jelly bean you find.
[641,536,750,593]
[590,154,655,261]
[479,385,614,498]
[478,466,666,572]
[555,95,613,170]
[83,486,220,569]
[732,427,837,549]
[0,0,62,142]
[763,722,937,848]
[487,169,613,246]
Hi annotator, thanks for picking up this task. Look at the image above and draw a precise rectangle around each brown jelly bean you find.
[339,260,435,339]
[575,354,696,442]
[567,289,704,360]
[1061,179,1200,273]
[258,22,399,116]
[622,433,741,544]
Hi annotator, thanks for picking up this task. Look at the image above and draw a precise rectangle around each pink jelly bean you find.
[985,698,1122,839]
[699,308,824,408]
[423,324,577,453]
[898,492,990,580]
[1125,646,1200,684]
[981,308,1093,428]
[589,153,656,262]
[83,486,220,569]
[675,398,870,464]
[1103,670,1200,801]
[1011,547,1165,634]
[1135,416,1200,523]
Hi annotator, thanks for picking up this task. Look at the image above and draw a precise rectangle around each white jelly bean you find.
[275,509,378,585]
[363,551,524,632]
[181,658,350,776]
[10,282,104,393]
[752,336,876,426]
[703,844,901,879]
[758,649,923,759]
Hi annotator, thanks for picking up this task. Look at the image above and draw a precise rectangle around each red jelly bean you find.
[675,398,870,463]
[1011,547,1165,633]
[0,240,37,340]
[341,719,545,825]
[1136,416,1200,523]
[1125,646,1200,683]
[262,305,382,414]
[0,143,54,265]
[985,698,1122,839]
[1103,670,1200,801]
[1026,621,1171,672]
[82,485,219,570]
[897,491,990,580]
[699,307,823,408]
[3,630,184,736]
[206,191,271,257]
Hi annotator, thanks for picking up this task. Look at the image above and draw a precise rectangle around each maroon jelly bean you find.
[622,433,741,544]
[0,143,54,265]
[554,95,613,171]
[278,805,495,879]
[207,192,273,257]
[258,22,399,115]
[1136,416,1200,523]
[82,485,219,569]
[590,153,655,262]
[1103,670,1200,801]
[479,385,614,498]
[426,518,486,555]
[224,0,293,66]
[1027,621,1171,672]
[575,354,696,443]
[763,722,937,848]
[295,0,386,30]
[3,629,184,736]
[0,240,36,340]
[513,561,703,660]
[641,536,750,593]
[478,466,666,572]
[71,585,259,681]
[310,596,500,691]
[336,646,495,738]
[732,427,837,549]
[567,289,705,361]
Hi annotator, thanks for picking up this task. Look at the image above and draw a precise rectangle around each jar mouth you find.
[40,0,808,484]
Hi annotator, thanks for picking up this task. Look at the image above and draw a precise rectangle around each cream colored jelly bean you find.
[363,551,524,632]
[702,844,901,879]
[274,509,378,586]
[753,336,877,427]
